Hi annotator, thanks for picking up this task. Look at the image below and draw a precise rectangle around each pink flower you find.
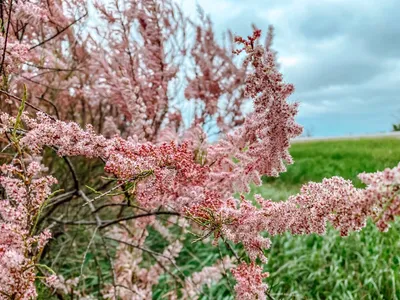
[231,262,269,300]
[0,160,56,298]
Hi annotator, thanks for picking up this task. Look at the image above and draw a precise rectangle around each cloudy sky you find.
[180,0,400,137]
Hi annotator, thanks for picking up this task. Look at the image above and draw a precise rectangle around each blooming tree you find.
[0,0,399,299]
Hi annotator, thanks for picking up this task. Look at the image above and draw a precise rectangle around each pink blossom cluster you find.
[0,161,56,299]
[20,112,111,158]
[359,163,400,231]
[19,113,211,209]
[204,27,302,200]
[47,276,79,298]
[217,177,364,265]
[184,14,247,130]
[15,1,49,26]
[231,262,269,300]
[0,38,30,74]
[46,274,98,300]
[89,0,183,140]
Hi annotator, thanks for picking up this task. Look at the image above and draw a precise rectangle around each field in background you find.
[254,138,400,299]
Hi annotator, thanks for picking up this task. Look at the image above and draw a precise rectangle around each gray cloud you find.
[286,52,390,92]
[190,0,400,136]
[298,4,352,40]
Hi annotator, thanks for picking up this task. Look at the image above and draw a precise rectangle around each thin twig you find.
[36,96,60,119]
[23,62,82,72]
[78,227,98,285]
[0,0,12,75]
[62,157,79,191]
[50,211,180,227]
[99,211,180,229]
[79,190,101,226]
[0,89,57,120]
[92,202,131,214]
[29,12,88,50]
[82,181,127,206]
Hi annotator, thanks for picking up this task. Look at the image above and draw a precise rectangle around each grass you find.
[255,138,400,299]
[38,137,400,299]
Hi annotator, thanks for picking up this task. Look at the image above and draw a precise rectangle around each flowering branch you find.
[0,1,398,298]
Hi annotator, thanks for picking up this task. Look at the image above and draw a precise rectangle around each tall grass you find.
[258,138,400,299]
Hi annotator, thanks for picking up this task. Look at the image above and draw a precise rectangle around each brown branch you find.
[104,235,196,297]
[92,203,131,214]
[23,62,83,72]
[79,190,101,226]
[104,236,166,257]
[0,0,13,75]
[36,191,76,229]
[36,96,60,120]
[49,218,97,225]
[0,89,57,120]
[29,12,88,50]
[63,157,79,192]
[98,211,180,229]
[49,211,180,227]
[20,75,70,91]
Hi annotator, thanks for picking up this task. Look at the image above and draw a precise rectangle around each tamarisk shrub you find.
[0,0,399,299]
[0,109,57,299]
[0,160,56,299]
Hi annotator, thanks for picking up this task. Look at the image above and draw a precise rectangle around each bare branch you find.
[98,211,180,229]
[0,89,57,120]
[0,0,13,75]
[29,12,88,51]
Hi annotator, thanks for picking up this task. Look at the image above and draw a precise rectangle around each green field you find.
[39,138,400,299]
[256,138,400,300]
